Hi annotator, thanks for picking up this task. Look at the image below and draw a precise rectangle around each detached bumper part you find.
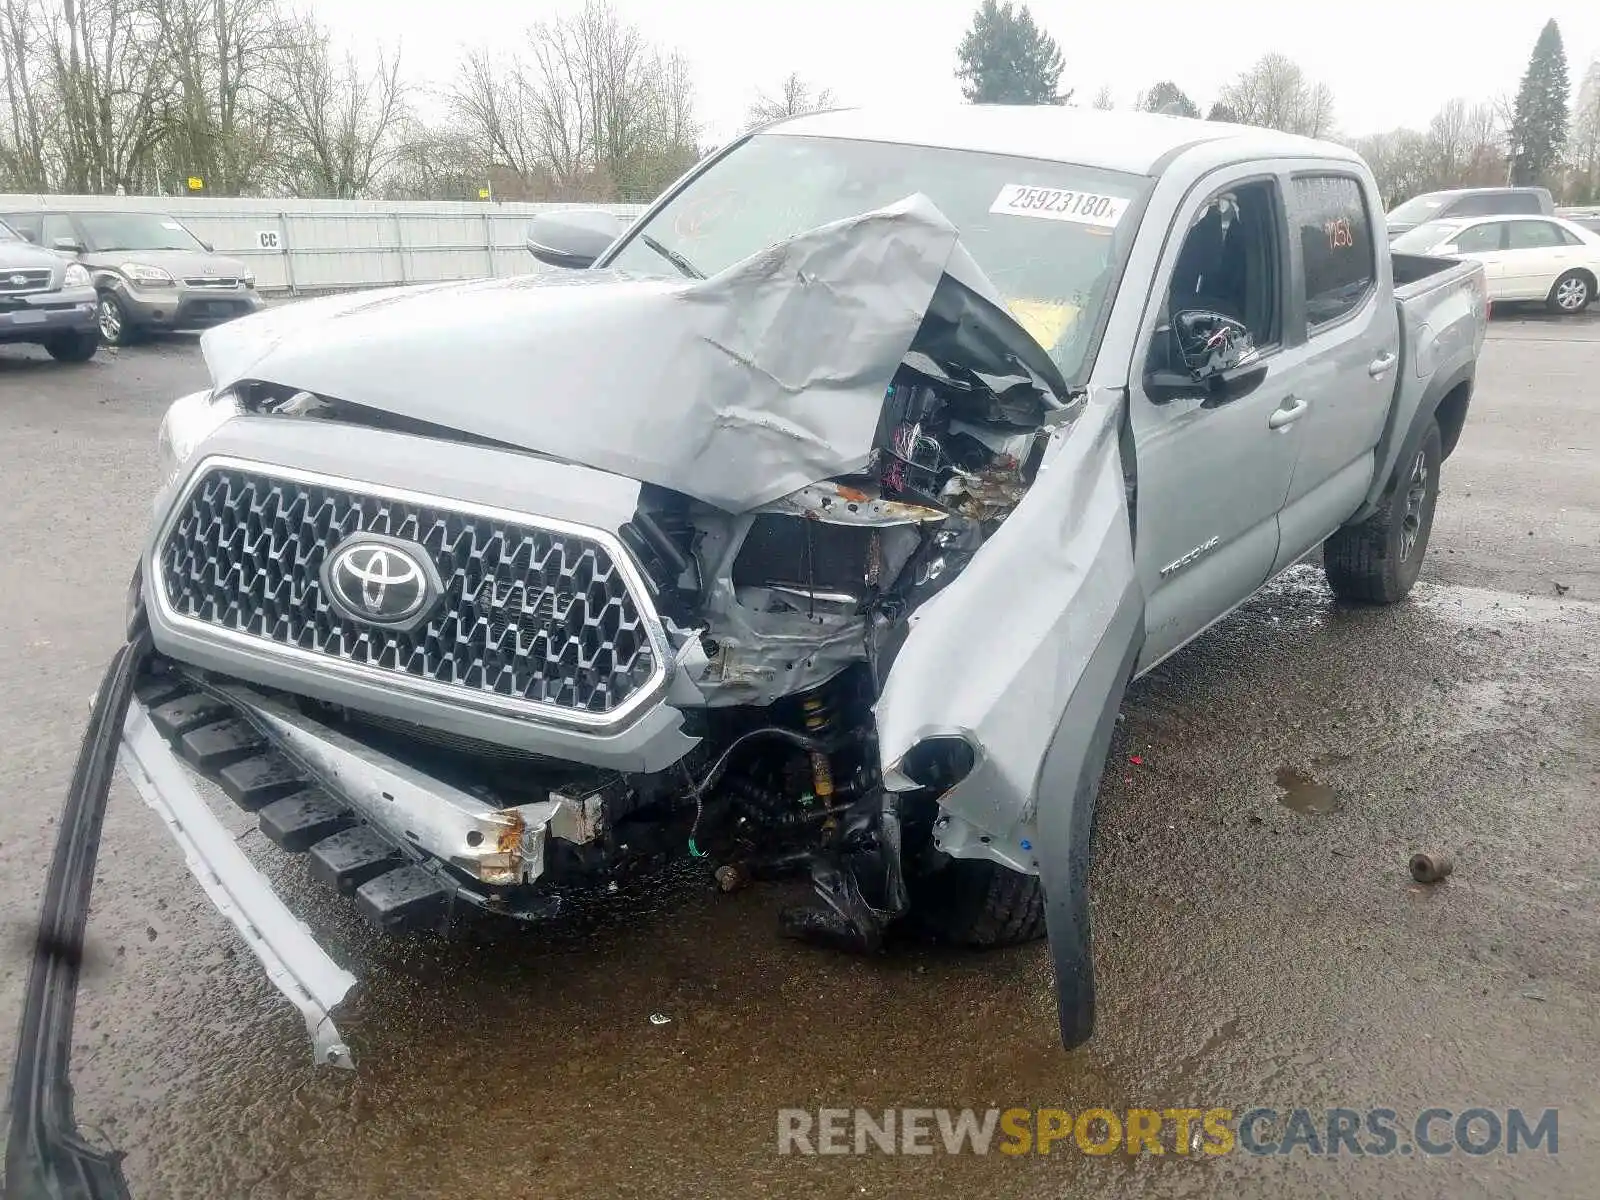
[118,700,358,1068]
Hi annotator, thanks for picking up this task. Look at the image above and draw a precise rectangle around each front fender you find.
[875,389,1143,1047]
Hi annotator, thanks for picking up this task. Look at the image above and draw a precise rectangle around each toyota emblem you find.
[324,536,437,627]
[8,274,26,287]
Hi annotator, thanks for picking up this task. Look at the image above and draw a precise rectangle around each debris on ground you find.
[648,1013,672,1026]
[1409,851,1454,884]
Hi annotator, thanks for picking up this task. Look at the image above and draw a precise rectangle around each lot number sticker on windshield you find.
[990,184,1129,228]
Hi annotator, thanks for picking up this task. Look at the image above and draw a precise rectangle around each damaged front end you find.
[8,195,1141,1169]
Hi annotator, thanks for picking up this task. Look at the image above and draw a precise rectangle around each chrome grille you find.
[0,268,52,295]
[157,464,661,721]
[183,276,241,289]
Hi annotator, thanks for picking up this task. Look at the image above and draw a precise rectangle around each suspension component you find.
[799,686,839,802]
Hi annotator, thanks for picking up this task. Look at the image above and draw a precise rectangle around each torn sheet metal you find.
[119,701,357,1068]
[200,195,1069,513]
[873,389,1141,867]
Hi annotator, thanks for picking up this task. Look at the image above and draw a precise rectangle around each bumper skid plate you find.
[118,699,358,1068]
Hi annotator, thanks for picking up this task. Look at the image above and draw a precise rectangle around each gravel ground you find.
[1,309,1597,1199]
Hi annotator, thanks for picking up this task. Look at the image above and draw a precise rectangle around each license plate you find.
[8,310,46,325]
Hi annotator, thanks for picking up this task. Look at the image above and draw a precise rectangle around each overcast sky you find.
[321,0,1600,145]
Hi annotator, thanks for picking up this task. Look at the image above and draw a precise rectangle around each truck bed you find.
[1391,250,1474,299]
[1347,250,1488,523]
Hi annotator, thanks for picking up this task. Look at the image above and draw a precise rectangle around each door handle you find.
[1267,395,1308,430]
[1368,352,1397,378]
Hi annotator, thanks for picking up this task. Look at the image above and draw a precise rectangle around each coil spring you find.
[798,685,839,800]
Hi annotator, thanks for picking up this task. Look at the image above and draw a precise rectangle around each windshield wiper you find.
[637,233,704,280]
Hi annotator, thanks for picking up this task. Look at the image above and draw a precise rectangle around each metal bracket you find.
[118,701,358,1068]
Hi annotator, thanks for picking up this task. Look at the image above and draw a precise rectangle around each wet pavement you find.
[2,313,1598,1198]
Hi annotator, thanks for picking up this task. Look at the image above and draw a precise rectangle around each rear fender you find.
[875,391,1143,1048]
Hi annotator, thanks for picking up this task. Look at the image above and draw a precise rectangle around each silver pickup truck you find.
[10,108,1490,1190]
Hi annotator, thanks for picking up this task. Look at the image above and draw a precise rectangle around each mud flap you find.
[1033,592,1142,1048]
[875,390,1142,1050]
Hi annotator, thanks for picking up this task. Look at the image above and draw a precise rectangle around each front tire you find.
[44,328,100,363]
[97,292,136,346]
[1324,420,1442,604]
[1547,270,1593,315]
[918,858,1045,947]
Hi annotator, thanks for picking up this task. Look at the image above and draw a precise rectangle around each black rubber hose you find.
[5,631,148,1200]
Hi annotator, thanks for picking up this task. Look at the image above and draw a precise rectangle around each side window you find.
[1556,225,1584,246]
[1504,193,1542,214]
[1506,220,1565,250]
[1452,223,1504,253]
[1290,175,1375,329]
[1154,178,1283,369]
[41,213,76,247]
[4,212,43,242]
[1451,194,1504,216]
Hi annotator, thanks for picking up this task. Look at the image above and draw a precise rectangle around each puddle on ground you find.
[1274,765,1340,815]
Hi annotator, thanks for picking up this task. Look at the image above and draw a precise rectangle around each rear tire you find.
[1324,420,1442,604]
[918,857,1045,947]
[1547,270,1593,315]
[44,328,100,363]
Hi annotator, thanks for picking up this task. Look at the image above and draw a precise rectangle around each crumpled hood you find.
[201,194,1068,512]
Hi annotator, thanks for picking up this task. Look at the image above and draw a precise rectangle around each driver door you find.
[1129,170,1305,671]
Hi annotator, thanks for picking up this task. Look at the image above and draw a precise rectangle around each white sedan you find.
[1391,214,1599,315]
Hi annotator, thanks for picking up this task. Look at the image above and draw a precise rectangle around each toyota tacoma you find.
[8,105,1488,1199]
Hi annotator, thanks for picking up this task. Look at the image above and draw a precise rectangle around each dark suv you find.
[0,218,100,361]
[1,209,263,346]
[1386,187,1555,239]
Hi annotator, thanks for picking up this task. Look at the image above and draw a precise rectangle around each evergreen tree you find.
[1142,81,1200,119]
[1509,19,1570,185]
[955,1,1068,105]
[1206,101,1239,123]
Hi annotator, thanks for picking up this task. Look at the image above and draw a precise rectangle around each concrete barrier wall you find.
[0,195,649,294]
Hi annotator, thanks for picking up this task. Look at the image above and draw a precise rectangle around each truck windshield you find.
[1387,194,1451,224]
[77,212,205,252]
[605,133,1150,382]
[0,220,18,242]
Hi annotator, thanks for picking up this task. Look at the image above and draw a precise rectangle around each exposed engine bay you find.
[195,262,1078,953]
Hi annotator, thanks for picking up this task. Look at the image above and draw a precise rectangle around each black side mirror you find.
[1145,310,1265,405]
[525,209,626,269]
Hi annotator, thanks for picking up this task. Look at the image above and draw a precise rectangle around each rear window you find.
[1449,192,1541,217]
[1506,220,1571,249]
[1290,175,1375,329]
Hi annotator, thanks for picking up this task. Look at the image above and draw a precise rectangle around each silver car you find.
[1,209,264,346]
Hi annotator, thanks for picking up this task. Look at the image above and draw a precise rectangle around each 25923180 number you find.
[989,183,1129,228]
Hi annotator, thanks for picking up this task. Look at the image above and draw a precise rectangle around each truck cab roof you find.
[766,105,1360,177]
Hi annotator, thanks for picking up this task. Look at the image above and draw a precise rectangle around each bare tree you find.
[1,0,53,188]
[1427,98,1470,184]
[39,0,173,192]
[149,0,281,194]
[269,17,407,198]
[1089,83,1113,110]
[451,1,698,201]
[744,70,833,130]
[1572,60,1600,203]
[1217,54,1334,137]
